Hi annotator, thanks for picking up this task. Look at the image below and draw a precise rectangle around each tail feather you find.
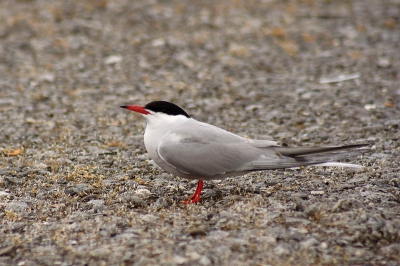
[251,144,369,170]
[314,162,363,169]
[274,144,368,157]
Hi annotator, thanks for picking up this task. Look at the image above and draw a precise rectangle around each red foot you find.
[183,180,204,204]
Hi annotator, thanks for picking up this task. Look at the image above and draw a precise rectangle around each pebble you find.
[64,183,92,195]
[88,200,105,212]
[274,243,292,256]
[199,256,212,266]
[310,190,324,195]
[300,237,319,249]
[140,214,158,223]
[377,57,391,68]
[0,191,10,197]
[104,55,123,65]
[134,188,152,199]
[5,202,29,213]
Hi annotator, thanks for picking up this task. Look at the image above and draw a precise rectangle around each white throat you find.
[143,112,190,155]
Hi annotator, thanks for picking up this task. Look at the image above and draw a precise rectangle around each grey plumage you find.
[154,120,368,180]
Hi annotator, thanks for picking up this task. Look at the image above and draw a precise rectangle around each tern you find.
[121,101,367,204]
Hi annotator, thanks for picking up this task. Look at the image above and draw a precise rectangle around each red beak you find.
[120,105,150,115]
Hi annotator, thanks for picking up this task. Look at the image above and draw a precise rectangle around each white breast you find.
[143,113,196,178]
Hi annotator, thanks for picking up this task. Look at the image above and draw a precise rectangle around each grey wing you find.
[156,124,272,177]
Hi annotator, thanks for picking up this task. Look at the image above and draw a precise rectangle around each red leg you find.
[183,180,204,204]
[190,180,204,199]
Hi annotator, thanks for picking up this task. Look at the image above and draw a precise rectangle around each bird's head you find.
[121,101,191,125]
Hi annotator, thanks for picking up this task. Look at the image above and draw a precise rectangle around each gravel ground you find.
[0,0,399,265]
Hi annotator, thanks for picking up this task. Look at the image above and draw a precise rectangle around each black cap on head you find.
[144,101,190,118]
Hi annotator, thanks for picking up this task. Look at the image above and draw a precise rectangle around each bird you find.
[121,101,368,204]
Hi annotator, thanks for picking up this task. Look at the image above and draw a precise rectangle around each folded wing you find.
[157,123,270,176]
[157,122,368,177]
